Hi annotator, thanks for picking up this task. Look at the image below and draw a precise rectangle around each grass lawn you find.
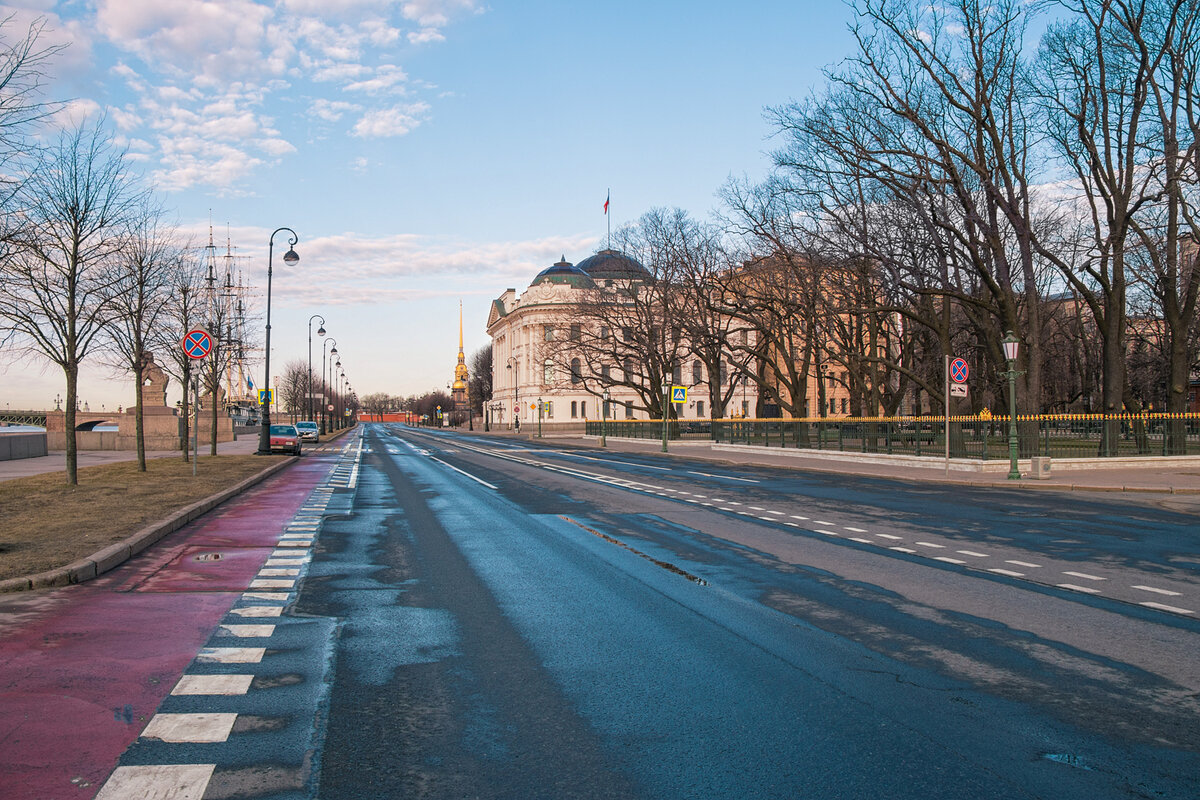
[0,455,290,582]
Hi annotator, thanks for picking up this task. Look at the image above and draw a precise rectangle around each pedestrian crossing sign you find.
[258,389,273,405]
[671,386,687,404]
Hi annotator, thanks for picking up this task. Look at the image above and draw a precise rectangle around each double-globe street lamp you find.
[257,228,300,455]
[321,338,338,435]
[308,315,325,424]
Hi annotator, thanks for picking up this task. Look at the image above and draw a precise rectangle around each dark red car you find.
[269,424,302,455]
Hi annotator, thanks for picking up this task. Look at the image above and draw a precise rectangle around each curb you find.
[0,456,298,594]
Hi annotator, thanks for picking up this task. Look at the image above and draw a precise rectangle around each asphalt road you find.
[283,423,1200,799]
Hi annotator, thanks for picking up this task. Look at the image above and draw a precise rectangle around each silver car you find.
[295,421,319,442]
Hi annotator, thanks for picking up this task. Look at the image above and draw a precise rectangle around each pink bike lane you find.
[0,453,334,800]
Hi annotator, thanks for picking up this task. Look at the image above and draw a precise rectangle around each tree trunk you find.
[134,360,146,471]
[64,365,78,486]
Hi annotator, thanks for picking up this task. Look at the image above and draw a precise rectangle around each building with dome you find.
[487,249,723,430]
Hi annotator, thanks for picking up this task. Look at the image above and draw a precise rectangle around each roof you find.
[575,248,649,280]
[532,257,597,289]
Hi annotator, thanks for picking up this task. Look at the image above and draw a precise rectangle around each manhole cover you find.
[193,553,223,562]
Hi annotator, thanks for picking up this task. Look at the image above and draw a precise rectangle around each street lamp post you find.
[536,396,543,438]
[661,375,670,453]
[331,358,341,430]
[257,227,300,455]
[321,338,337,435]
[601,389,610,447]
[506,357,519,430]
[1003,331,1021,480]
[308,315,325,423]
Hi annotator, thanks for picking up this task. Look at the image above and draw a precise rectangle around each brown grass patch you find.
[0,455,290,581]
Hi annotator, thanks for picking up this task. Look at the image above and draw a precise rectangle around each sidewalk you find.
[486,430,1200,495]
[0,435,262,482]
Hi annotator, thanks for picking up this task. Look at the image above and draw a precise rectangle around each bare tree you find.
[105,204,180,470]
[151,253,206,461]
[278,360,310,422]
[469,343,492,418]
[0,120,142,484]
[0,15,60,228]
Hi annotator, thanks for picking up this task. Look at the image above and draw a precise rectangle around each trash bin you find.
[1030,456,1051,479]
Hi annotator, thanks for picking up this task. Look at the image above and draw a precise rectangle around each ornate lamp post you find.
[506,357,518,430]
[257,228,299,455]
[321,339,337,435]
[661,375,670,452]
[537,396,543,438]
[1003,331,1021,480]
[308,315,325,423]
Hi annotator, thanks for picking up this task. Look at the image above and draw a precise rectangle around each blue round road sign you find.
[183,329,212,360]
[950,358,969,383]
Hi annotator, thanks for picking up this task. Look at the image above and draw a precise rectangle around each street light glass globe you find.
[283,248,299,265]
[317,326,325,337]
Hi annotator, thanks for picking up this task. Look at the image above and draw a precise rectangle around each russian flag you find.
[603,190,609,215]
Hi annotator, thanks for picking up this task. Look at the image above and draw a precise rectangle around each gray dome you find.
[575,249,649,280]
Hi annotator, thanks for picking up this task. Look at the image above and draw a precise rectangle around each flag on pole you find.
[603,190,609,215]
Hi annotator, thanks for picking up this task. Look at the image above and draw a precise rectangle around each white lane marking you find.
[430,456,498,490]
[141,713,237,743]
[276,541,311,548]
[875,534,903,541]
[243,592,289,601]
[764,510,784,515]
[1139,602,1195,615]
[692,495,708,499]
[815,529,840,536]
[1007,560,1042,568]
[756,516,777,522]
[230,606,283,617]
[845,526,868,533]
[250,579,295,589]
[96,764,215,800]
[700,502,714,507]
[198,648,266,664]
[790,515,809,521]
[172,674,254,696]
[814,520,835,526]
[916,542,945,549]
[934,556,966,564]
[988,568,1025,577]
[748,505,766,511]
[259,568,300,576]
[218,624,276,638]
[688,470,759,483]
[849,537,873,544]
[890,547,917,553]
[727,501,742,506]
[675,491,693,496]
[1058,583,1101,594]
[957,550,989,558]
[709,497,726,503]
[683,499,699,504]
[1133,585,1182,597]
[1063,571,1106,581]
[783,522,799,527]
[265,558,306,567]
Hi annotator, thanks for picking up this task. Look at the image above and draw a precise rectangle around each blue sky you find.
[2,0,855,412]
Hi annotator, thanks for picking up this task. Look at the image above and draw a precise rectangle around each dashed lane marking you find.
[95,764,215,800]
[172,675,253,696]
[1007,560,1042,568]
[1063,571,1106,581]
[218,624,276,638]
[890,547,917,554]
[849,537,872,544]
[989,569,1025,578]
[916,542,945,549]
[228,606,283,617]
[845,526,868,533]
[1139,602,1195,615]
[141,713,237,743]
[197,647,265,664]
[790,514,809,521]
[1133,585,1182,597]
[875,534,903,541]
[1058,583,1101,595]
[934,556,966,565]
[957,550,989,558]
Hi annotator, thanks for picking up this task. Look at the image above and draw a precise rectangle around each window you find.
[544,325,555,342]
[696,400,705,418]
[624,358,634,380]
[692,360,702,384]
[672,363,682,384]
[829,398,836,416]
[580,401,586,418]
[601,364,611,380]
[570,358,582,384]
[738,329,748,345]
[720,362,729,385]
[570,323,581,341]
[571,401,578,418]
[841,398,848,414]
[600,325,610,340]
[671,327,681,345]
[625,401,634,419]
[622,326,633,342]
[543,359,553,384]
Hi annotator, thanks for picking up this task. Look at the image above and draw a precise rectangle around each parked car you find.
[295,421,319,442]
[269,424,302,455]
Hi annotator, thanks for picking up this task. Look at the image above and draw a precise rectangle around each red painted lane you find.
[0,454,334,800]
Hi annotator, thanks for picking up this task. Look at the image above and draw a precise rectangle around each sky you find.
[1,0,857,413]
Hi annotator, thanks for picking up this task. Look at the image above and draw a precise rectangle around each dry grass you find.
[0,455,290,581]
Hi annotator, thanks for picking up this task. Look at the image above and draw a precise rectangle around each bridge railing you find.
[0,410,49,428]
[585,413,1200,459]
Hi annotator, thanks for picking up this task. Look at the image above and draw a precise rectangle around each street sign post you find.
[259,389,274,406]
[671,386,688,404]
[182,329,212,360]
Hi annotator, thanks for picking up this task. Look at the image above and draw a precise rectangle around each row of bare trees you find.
[537,0,1198,454]
[0,17,266,481]
[275,359,357,430]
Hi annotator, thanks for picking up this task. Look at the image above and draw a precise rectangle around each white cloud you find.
[309,98,360,122]
[48,98,102,128]
[400,0,480,28]
[351,103,429,138]
[343,64,408,94]
[408,27,445,45]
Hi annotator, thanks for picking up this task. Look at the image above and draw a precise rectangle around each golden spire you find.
[453,300,469,391]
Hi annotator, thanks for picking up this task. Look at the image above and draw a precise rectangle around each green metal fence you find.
[585,414,1200,459]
